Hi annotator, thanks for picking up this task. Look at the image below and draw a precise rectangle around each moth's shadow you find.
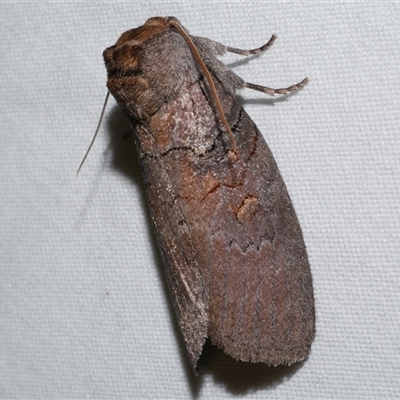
[106,105,307,398]
[105,107,142,186]
[198,340,304,395]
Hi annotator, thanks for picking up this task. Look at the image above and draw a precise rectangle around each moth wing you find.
[188,44,316,363]
[137,85,315,367]
[198,104,315,365]
[161,90,315,366]
[138,148,208,370]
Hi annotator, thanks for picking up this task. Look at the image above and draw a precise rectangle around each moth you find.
[102,16,315,372]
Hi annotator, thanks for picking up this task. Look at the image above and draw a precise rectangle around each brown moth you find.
[102,16,315,372]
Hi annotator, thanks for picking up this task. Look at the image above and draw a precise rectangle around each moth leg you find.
[225,34,277,56]
[224,34,308,96]
[245,77,309,97]
[192,34,276,57]
[193,35,307,97]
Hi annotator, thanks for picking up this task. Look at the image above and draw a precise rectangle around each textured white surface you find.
[1,3,399,399]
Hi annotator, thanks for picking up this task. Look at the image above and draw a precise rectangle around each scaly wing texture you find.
[136,125,209,369]
[136,80,314,367]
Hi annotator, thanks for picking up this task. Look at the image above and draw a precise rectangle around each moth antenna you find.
[169,19,238,156]
[76,91,110,176]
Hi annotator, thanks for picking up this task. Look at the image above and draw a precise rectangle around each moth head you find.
[104,17,180,79]
[102,16,191,122]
